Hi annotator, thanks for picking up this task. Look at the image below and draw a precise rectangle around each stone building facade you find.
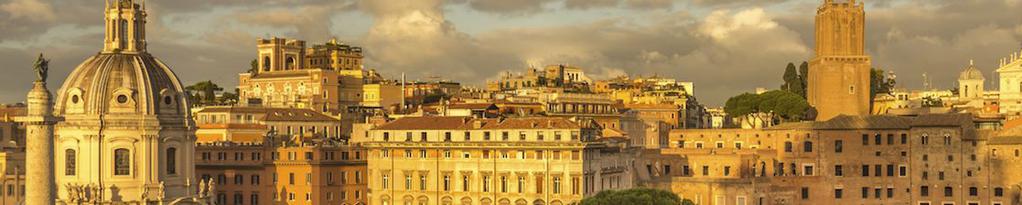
[807,0,872,120]
[195,136,369,205]
[996,48,1022,118]
[638,114,1019,205]
[193,106,343,143]
[363,116,636,205]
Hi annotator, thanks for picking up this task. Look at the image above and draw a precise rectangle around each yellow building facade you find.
[363,116,636,205]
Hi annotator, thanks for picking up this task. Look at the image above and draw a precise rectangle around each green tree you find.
[870,68,897,109]
[248,59,258,74]
[781,62,803,97]
[798,61,809,98]
[724,90,811,123]
[580,188,682,205]
[185,80,224,106]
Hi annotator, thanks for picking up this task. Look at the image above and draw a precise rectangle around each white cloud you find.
[1,0,55,22]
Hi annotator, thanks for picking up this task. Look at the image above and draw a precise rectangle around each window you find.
[289,173,295,185]
[861,165,869,177]
[901,134,908,144]
[702,166,709,176]
[65,149,76,176]
[969,187,978,196]
[443,175,451,191]
[803,165,814,176]
[995,187,1004,197]
[887,188,894,198]
[874,134,882,145]
[382,175,389,189]
[500,176,508,192]
[405,175,412,190]
[861,187,869,199]
[784,141,793,152]
[252,175,261,185]
[166,148,177,175]
[887,134,894,145]
[834,140,843,153]
[921,186,930,197]
[553,177,561,194]
[517,177,524,193]
[235,175,244,185]
[114,149,130,175]
[862,134,869,145]
[835,188,843,199]
[834,165,843,176]
[420,176,427,190]
[803,141,813,152]
[536,176,544,193]
[887,165,894,177]
[801,187,810,199]
[944,187,953,197]
[724,166,732,176]
[483,176,490,192]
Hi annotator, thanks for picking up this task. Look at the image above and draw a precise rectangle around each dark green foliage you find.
[580,188,683,205]
[249,59,258,74]
[781,63,804,97]
[725,90,811,122]
[798,61,809,98]
[185,80,227,106]
[870,68,897,109]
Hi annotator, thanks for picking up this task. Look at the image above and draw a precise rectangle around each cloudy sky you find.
[1,0,1020,106]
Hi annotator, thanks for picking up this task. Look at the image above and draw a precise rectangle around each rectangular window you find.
[887,188,894,198]
[835,188,843,199]
[887,165,895,177]
[921,186,930,197]
[861,165,869,177]
[901,134,908,144]
[801,187,810,199]
[899,165,908,177]
[834,140,843,153]
[862,134,869,146]
[861,187,869,199]
[834,165,843,177]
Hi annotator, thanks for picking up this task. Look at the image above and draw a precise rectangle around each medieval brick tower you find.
[807,0,872,121]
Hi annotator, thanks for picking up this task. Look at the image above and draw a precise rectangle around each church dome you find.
[959,61,985,81]
[53,53,189,116]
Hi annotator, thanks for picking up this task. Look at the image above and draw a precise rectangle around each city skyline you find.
[0,0,1020,105]
[2,1,1022,205]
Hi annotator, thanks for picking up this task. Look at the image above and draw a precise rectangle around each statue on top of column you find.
[33,53,49,82]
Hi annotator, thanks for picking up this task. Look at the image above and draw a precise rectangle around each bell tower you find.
[807,0,872,120]
[103,0,147,53]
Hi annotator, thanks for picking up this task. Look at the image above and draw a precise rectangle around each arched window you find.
[114,148,131,175]
[167,147,177,175]
[804,141,813,152]
[286,57,296,70]
[262,56,271,71]
[65,149,76,176]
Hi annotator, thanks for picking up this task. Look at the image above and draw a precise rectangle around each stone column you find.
[16,81,60,205]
